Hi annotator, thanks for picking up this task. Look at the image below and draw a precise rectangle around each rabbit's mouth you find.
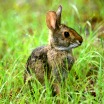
[55,40,81,51]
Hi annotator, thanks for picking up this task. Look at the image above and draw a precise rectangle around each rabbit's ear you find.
[56,5,62,25]
[46,11,57,31]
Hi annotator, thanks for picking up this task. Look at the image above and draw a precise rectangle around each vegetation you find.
[0,0,104,103]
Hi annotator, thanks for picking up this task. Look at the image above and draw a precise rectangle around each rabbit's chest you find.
[47,49,74,82]
[47,50,74,70]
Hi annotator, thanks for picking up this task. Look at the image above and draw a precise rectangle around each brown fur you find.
[24,5,83,96]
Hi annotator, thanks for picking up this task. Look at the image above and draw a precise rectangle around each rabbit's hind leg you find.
[24,69,35,100]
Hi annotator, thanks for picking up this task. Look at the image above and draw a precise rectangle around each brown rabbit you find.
[24,5,83,96]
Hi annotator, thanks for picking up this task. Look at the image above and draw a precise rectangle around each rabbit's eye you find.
[64,32,70,38]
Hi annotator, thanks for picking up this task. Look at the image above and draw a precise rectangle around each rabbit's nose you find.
[79,40,83,44]
[76,39,83,45]
[78,37,83,44]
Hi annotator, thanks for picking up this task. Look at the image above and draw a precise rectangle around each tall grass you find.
[0,0,104,104]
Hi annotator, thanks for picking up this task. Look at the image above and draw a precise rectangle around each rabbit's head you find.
[46,5,83,51]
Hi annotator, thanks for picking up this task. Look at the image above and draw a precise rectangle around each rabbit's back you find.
[25,46,50,84]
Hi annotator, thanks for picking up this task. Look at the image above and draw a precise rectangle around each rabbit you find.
[24,5,83,97]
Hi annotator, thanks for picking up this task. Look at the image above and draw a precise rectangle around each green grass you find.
[0,0,104,104]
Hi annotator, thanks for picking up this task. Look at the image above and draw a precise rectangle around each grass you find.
[0,0,104,104]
